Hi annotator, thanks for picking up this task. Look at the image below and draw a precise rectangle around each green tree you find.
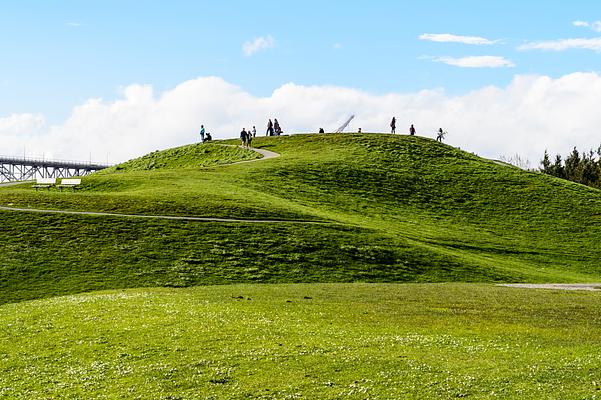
[564,147,582,183]
[540,150,551,174]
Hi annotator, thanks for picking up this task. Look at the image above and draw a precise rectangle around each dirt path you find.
[0,205,326,224]
[0,146,322,224]
[498,283,601,291]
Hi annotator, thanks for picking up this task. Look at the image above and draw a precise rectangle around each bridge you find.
[0,155,110,183]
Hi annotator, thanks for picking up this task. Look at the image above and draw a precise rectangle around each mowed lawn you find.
[1,284,601,399]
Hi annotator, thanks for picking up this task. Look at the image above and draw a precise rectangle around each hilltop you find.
[1,133,601,304]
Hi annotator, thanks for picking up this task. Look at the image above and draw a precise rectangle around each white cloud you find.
[433,56,515,68]
[419,33,497,45]
[242,35,275,56]
[3,73,601,166]
[573,20,601,32]
[519,37,601,51]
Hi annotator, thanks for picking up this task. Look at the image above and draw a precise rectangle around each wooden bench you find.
[57,178,81,191]
[32,178,56,191]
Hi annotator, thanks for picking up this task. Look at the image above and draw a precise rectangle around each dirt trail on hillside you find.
[498,284,601,291]
[0,146,325,224]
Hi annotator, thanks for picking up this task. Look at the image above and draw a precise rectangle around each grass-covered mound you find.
[102,142,261,172]
[2,283,601,399]
[2,134,601,304]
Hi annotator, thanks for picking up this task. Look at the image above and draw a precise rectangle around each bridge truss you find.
[0,156,109,183]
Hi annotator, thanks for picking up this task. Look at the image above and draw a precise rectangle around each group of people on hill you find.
[200,116,446,144]
[390,117,446,142]
[266,118,283,136]
[240,127,256,148]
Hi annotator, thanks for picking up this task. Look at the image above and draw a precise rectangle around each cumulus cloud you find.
[519,37,601,52]
[2,73,601,165]
[433,56,515,68]
[419,33,497,45]
[242,35,275,56]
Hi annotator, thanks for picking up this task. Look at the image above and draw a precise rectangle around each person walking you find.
[437,128,446,142]
[266,119,274,136]
[247,130,253,147]
[240,128,248,147]
[252,126,257,137]
[390,117,396,134]
[409,124,416,136]
[199,124,205,142]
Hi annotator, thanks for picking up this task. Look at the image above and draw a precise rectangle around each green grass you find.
[2,283,601,399]
[3,133,601,398]
[3,134,601,304]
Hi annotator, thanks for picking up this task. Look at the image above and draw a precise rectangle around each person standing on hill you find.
[266,119,274,136]
[240,128,248,147]
[247,129,253,147]
[199,124,205,142]
[390,117,396,134]
[437,128,446,142]
[409,124,416,136]
[252,126,257,137]
[274,119,282,135]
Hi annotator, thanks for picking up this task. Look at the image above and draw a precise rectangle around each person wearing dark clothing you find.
[319,128,325,133]
[240,128,248,147]
[390,117,396,134]
[247,130,253,147]
[274,119,281,135]
[437,128,446,142]
[409,124,416,136]
[205,132,212,142]
[252,126,257,137]
[266,119,274,136]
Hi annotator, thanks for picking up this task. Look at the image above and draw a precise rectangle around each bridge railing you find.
[0,155,111,169]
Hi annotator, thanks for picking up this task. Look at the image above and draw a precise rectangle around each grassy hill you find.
[3,133,601,398]
[2,134,601,305]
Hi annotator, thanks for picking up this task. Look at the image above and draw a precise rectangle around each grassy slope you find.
[1,284,601,399]
[2,134,601,305]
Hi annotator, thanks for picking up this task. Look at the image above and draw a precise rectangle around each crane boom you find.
[334,115,355,133]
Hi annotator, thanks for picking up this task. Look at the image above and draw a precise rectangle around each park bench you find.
[57,178,81,191]
[32,178,56,191]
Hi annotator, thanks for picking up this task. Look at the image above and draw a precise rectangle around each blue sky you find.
[1,0,600,122]
[2,1,601,163]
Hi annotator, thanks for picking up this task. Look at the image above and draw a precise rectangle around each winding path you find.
[498,283,601,291]
[0,146,329,224]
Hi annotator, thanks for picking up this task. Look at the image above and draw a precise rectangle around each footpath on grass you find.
[0,146,327,224]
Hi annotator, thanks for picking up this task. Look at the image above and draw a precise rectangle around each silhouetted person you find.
[410,124,416,136]
[241,128,248,147]
[390,117,396,134]
[319,128,325,133]
[205,132,212,142]
[252,126,257,137]
[266,119,274,136]
[274,119,282,135]
[437,128,446,142]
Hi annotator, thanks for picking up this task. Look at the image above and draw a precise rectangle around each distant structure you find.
[0,155,109,183]
[334,115,355,133]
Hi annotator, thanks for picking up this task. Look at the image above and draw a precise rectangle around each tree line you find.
[540,146,601,188]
